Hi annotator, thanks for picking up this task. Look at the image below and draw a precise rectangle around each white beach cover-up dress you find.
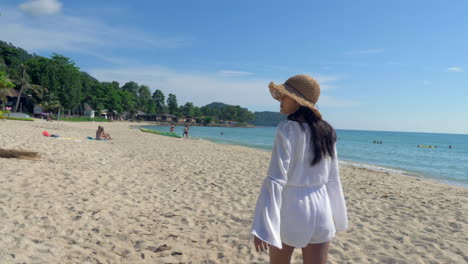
[251,120,348,249]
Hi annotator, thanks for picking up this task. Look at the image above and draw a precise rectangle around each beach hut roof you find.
[0,88,20,97]
[83,103,94,111]
[154,114,176,117]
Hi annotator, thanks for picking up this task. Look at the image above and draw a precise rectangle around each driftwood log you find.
[0,148,40,160]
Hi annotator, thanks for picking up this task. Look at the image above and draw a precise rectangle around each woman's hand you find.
[254,235,269,252]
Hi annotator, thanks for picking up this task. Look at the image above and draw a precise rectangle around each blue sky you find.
[1,0,467,134]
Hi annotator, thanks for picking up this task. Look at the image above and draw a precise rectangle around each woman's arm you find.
[251,122,292,250]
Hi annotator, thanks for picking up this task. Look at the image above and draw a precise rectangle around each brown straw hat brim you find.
[269,81,322,119]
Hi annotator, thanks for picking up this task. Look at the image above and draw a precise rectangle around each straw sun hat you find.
[268,74,322,119]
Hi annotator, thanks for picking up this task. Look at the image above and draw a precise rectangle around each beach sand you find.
[0,120,467,264]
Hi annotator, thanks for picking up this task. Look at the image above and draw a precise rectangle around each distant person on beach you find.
[183,125,189,138]
[251,75,347,263]
[96,126,112,140]
[96,126,102,139]
[170,123,175,133]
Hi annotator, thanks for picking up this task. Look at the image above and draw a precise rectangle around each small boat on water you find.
[140,127,182,138]
[418,145,437,148]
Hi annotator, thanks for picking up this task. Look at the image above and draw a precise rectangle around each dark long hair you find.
[288,106,336,165]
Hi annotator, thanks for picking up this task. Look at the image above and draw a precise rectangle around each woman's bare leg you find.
[301,241,330,264]
[269,243,295,264]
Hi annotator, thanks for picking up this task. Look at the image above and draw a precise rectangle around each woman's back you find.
[277,120,335,187]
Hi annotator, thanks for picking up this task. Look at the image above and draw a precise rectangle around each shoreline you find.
[51,120,466,189]
[144,124,467,189]
[127,120,259,128]
[339,159,468,188]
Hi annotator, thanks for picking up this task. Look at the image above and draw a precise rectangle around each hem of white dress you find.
[250,230,283,249]
[308,232,335,245]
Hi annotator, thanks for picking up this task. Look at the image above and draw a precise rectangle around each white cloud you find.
[318,95,360,108]
[447,67,463,72]
[0,9,187,55]
[89,66,356,110]
[19,0,63,16]
[310,74,342,87]
[346,49,384,55]
[217,70,254,77]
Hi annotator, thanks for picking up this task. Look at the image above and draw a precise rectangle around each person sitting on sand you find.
[96,126,102,139]
[101,127,112,140]
[96,126,112,140]
[251,75,348,264]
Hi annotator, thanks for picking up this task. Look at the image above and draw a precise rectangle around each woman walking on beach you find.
[251,75,348,264]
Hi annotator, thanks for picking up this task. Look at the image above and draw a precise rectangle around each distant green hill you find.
[201,102,255,123]
[251,111,285,126]
[203,102,230,109]
[201,103,284,126]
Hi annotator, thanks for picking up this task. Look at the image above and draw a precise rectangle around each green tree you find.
[147,100,157,114]
[138,85,152,113]
[14,64,44,112]
[0,43,24,81]
[121,90,137,116]
[121,81,139,96]
[202,116,213,125]
[181,102,195,117]
[80,71,99,110]
[26,56,60,97]
[98,82,123,116]
[167,93,178,115]
[0,71,14,107]
[152,89,165,114]
[192,106,202,117]
[201,106,219,117]
[39,92,61,113]
[52,54,83,111]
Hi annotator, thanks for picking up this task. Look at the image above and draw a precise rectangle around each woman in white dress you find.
[251,75,348,264]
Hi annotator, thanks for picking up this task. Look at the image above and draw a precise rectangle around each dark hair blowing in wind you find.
[288,106,336,165]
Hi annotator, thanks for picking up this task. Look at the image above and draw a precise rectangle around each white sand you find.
[0,120,467,263]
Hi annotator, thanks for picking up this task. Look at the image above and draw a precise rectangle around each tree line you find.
[0,41,255,123]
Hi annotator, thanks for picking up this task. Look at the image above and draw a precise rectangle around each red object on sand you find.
[42,131,50,137]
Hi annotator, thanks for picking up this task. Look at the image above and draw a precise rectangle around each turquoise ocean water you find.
[143,124,468,187]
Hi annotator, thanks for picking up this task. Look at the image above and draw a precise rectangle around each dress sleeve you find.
[326,143,348,232]
[251,122,292,249]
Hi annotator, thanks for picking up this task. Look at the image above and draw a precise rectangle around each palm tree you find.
[14,64,43,112]
[0,71,14,110]
[39,92,61,113]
